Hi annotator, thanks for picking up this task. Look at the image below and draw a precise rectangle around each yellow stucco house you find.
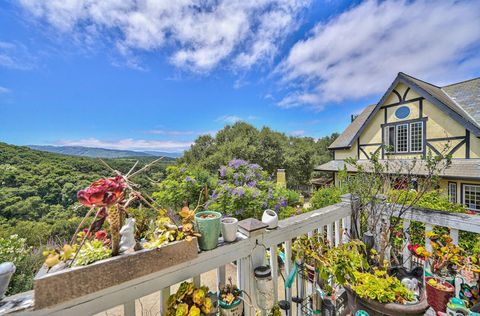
[316,72,480,212]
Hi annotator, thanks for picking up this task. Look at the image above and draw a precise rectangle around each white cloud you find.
[0,86,11,94]
[278,0,480,108]
[0,41,35,70]
[56,137,192,152]
[216,115,242,124]
[19,0,310,72]
[289,130,305,136]
[146,129,217,137]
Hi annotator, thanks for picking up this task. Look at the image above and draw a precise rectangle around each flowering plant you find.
[207,159,298,219]
[77,176,126,207]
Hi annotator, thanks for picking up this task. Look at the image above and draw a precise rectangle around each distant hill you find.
[28,145,181,159]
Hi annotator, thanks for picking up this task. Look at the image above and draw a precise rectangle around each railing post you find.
[402,219,412,270]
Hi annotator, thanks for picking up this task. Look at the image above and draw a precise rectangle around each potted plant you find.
[194,210,222,251]
[166,281,215,316]
[218,278,244,316]
[425,277,455,313]
[0,262,15,300]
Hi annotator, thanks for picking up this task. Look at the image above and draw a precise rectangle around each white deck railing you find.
[4,196,480,316]
[6,197,353,316]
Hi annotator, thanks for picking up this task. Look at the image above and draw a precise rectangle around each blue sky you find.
[1,0,479,152]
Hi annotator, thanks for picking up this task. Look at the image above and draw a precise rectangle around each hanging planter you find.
[195,211,222,251]
[219,295,244,316]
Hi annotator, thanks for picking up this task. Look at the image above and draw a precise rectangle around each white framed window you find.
[395,124,408,153]
[410,122,423,152]
[448,182,457,203]
[463,184,480,212]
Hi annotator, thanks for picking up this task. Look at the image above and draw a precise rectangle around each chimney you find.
[276,169,286,188]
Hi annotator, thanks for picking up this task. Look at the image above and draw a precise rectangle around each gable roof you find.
[328,104,376,149]
[329,73,480,150]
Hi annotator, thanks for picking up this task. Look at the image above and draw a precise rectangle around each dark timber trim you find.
[381,117,428,128]
[419,99,423,118]
[402,87,410,101]
[466,129,470,159]
[359,147,370,160]
[427,136,465,142]
[359,143,382,147]
[357,138,360,159]
[426,143,441,155]
[448,139,466,156]
[392,89,402,103]
[381,97,424,109]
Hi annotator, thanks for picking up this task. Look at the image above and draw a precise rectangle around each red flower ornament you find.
[77,176,126,207]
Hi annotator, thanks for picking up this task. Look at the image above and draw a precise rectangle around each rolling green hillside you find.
[0,142,172,245]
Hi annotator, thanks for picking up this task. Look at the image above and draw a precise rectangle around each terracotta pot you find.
[425,276,455,313]
[345,286,429,316]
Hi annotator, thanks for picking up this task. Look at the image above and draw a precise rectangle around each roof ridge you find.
[399,72,441,88]
[442,76,480,88]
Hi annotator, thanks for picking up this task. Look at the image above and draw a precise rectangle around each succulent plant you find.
[166,282,213,316]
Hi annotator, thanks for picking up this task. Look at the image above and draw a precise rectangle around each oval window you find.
[395,106,410,119]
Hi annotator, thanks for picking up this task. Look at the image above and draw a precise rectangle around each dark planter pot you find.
[425,276,455,313]
[345,286,429,316]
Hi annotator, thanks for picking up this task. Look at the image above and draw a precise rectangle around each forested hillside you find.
[181,122,337,187]
[0,142,172,245]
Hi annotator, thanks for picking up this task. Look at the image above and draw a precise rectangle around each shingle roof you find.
[442,78,480,127]
[315,159,480,180]
[329,73,480,150]
[328,104,376,149]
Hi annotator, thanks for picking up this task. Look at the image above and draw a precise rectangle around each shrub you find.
[387,190,466,213]
[309,186,343,210]
[152,165,217,212]
[0,235,42,295]
[206,159,299,219]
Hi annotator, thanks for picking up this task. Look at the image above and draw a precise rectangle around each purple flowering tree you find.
[207,159,299,219]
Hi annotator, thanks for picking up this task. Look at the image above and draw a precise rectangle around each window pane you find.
[448,183,457,203]
[396,124,408,152]
[410,122,423,152]
[464,185,480,212]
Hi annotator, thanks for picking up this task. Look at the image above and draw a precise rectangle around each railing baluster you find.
[284,240,293,314]
[334,220,340,246]
[402,219,411,269]
[450,228,459,245]
[160,287,170,316]
[269,245,279,304]
[327,223,333,245]
[425,223,433,270]
[239,256,253,316]
[124,300,135,316]
[217,265,226,292]
[193,275,201,288]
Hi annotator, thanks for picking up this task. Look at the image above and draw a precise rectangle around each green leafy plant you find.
[309,186,344,210]
[351,270,414,304]
[219,277,242,305]
[166,281,213,316]
[0,234,43,295]
[72,239,111,266]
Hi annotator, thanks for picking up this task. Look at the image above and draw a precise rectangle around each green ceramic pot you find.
[195,211,222,251]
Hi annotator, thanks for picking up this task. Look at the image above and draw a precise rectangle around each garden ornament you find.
[119,217,136,253]
[261,209,278,229]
